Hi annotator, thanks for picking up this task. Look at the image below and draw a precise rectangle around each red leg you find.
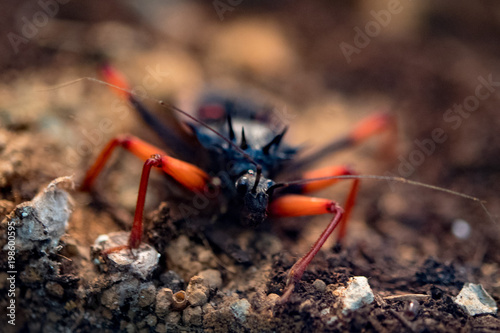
[292,113,395,170]
[128,155,163,249]
[351,112,398,159]
[268,195,344,302]
[81,135,210,252]
[349,113,394,144]
[81,134,209,192]
[290,165,360,242]
[102,155,163,253]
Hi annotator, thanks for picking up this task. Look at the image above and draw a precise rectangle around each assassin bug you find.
[75,64,491,303]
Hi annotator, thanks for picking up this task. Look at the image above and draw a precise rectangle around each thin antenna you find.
[271,174,496,224]
[41,77,262,172]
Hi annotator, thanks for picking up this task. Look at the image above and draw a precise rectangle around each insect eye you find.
[236,177,250,195]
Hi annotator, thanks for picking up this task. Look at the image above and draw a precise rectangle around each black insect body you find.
[190,99,297,227]
[81,64,393,301]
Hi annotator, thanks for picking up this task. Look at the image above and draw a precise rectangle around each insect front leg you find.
[286,164,360,242]
[80,134,210,253]
[269,194,344,303]
[268,164,360,302]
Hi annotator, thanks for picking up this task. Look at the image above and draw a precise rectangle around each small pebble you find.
[454,283,497,316]
[93,231,160,280]
[188,289,208,307]
[155,288,173,318]
[4,176,73,252]
[299,299,314,312]
[335,276,375,314]
[230,299,251,322]
[183,306,202,326]
[186,275,210,307]
[101,279,140,311]
[313,279,327,292]
[165,311,181,325]
[145,314,157,327]
[267,293,280,307]
[198,269,223,290]
[95,234,110,244]
[102,287,120,311]
[138,283,156,307]
[203,303,215,314]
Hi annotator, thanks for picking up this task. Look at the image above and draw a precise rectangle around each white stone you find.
[454,283,497,316]
[230,299,251,322]
[93,231,160,280]
[335,276,374,314]
[95,234,110,244]
[3,176,74,252]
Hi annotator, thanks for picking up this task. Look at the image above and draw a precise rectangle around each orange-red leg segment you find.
[268,164,362,302]
[81,135,210,251]
[128,155,163,249]
[101,155,164,253]
[291,165,360,242]
[269,195,344,302]
[81,134,209,193]
[300,165,354,194]
[292,113,395,171]
[349,113,393,144]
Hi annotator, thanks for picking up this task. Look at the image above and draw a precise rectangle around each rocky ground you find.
[1,1,500,332]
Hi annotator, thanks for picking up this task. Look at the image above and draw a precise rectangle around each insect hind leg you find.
[290,112,396,171]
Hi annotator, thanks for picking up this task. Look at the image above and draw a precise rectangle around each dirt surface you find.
[1,1,500,332]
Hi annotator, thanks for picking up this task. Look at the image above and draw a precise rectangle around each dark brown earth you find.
[1,1,500,332]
